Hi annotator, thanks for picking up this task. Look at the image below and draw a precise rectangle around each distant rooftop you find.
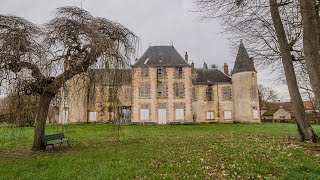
[132,46,191,67]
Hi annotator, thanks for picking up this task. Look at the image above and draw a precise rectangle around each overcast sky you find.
[0,0,290,100]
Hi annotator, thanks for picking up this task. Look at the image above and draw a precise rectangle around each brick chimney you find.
[185,52,188,62]
[223,63,229,75]
[191,61,195,73]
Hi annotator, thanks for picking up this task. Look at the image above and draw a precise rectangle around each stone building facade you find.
[58,42,260,124]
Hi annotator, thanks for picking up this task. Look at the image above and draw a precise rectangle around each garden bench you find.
[183,122,196,125]
[41,133,71,149]
[169,122,182,125]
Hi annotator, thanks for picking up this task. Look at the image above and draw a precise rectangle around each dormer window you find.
[157,67,166,78]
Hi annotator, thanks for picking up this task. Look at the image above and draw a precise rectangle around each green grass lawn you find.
[1,123,320,179]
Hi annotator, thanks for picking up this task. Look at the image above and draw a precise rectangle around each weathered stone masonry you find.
[59,42,261,124]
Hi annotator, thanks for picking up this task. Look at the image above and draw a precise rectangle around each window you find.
[175,67,183,78]
[141,67,149,77]
[140,104,149,121]
[121,107,131,121]
[158,104,166,124]
[89,112,97,122]
[224,111,232,120]
[140,109,149,121]
[157,67,166,78]
[206,111,215,120]
[253,106,259,119]
[251,85,258,100]
[108,107,115,121]
[206,85,213,101]
[108,87,115,101]
[175,103,185,120]
[124,87,131,101]
[63,107,69,124]
[174,82,184,98]
[192,87,197,101]
[140,82,150,98]
[175,109,184,120]
[157,82,166,98]
[222,86,232,101]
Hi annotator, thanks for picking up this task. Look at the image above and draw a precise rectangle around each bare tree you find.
[269,0,317,142]
[0,6,138,150]
[258,84,279,107]
[195,0,318,142]
[300,0,320,114]
[298,69,319,124]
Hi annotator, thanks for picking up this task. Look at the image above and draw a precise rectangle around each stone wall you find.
[58,73,89,124]
[88,84,131,122]
[59,68,260,124]
[192,83,233,123]
[232,71,260,123]
[131,66,193,123]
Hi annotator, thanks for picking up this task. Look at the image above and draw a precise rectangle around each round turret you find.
[232,42,260,123]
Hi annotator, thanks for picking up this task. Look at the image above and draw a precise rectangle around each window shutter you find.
[175,109,184,120]
[206,112,214,119]
[180,109,184,119]
[141,109,149,121]
[224,111,232,120]
[253,110,259,119]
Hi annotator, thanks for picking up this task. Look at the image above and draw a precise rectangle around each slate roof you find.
[261,109,279,116]
[132,46,191,67]
[88,68,132,85]
[193,68,231,85]
[232,42,256,74]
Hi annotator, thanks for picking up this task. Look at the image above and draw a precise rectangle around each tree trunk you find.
[269,0,318,142]
[300,0,320,113]
[31,93,54,151]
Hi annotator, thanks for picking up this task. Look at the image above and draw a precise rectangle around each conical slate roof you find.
[132,46,191,67]
[232,42,256,74]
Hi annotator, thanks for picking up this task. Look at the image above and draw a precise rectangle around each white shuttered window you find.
[253,110,259,119]
[140,109,149,121]
[175,109,184,120]
[224,111,232,120]
[206,111,214,120]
